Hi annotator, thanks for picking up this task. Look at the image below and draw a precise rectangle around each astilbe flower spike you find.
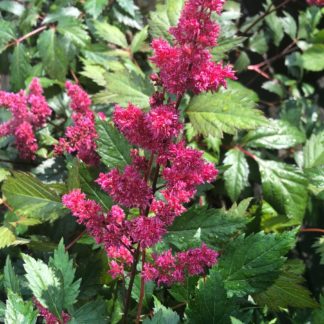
[0,78,51,159]
[34,299,70,324]
[55,82,100,165]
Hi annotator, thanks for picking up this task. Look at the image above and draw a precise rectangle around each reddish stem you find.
[136,249,146,324]
[65,230,87,250]
[235,145,256,160]
[300,228,324,234]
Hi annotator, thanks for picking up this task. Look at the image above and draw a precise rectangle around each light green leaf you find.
[243,119,306,149]
[143,297,180,324]
[96,120,131,169]
[0,20,15,53]
[223,148,249,202]
[83,0,107,19]
[37,29,69,81]
[257,159,308,222]
[265,11,284,46]
[0,1,24,16]
[49,239,81,308]
[42,6,81,24]
[116,0,137,17]
[249,30,268,55]
[253,260,318,310]
[57,18,90,47]
[187,271,236,324]
[4,256,20,294]
[302,44,324,72]
[166,0,185,26]
[218,231,297,297]
[303,131,324,169]
[313,237,324,265]
[187,82,266,137]
[23,254,64,320]
[94,21,128,48]
[0,226,16,249]
[131,26,148,53]
[164,202,249,250]
[305,166,324,198]
[5,291,38,324]
[281,12,297,39]
[2,172,67,223]
[212,36,246,61]
[80,62,106,87]
[94,71,153,108]
[10,43,32,91]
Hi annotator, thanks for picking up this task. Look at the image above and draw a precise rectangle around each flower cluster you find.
[151,0,235,95]
[55,82,101,165]
[34,298,70,324]
[0,78,51,159]
[143,245,219,286]
[307,0,324,5]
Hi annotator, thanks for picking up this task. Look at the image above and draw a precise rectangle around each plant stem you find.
[135,249,146,324]
[235,145,257,160]
[65,229,87,250]
[300,228,324,234]
[123,245,141,324]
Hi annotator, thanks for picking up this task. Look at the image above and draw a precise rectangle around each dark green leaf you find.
[281,12,297,39]
[218,230,297,297]
[116,0,137,17]
[223,148,249,202]
[0,20,15,54]
[265,11,284,46]
[83,0,107,19]
[305,166,324,198]
[2,172,67,223]
[4,256,20,294]
[257,159,308,222]
[57,18,90,47]
[313,238,324,265]
[131,26,148,53]
[243,119,306,149]
[303,132,324,169]
[5,291,38,324]
[37,29,69,81]
[96,120,131,169]
[0,1,24,16]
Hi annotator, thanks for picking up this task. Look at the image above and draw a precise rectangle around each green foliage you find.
[4,256,20,294]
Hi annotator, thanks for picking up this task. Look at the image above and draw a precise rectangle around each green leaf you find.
[281,12,297,39]
[265,11,284,46]
[49,239,81,308]
[42,7,81,24]
[37,29,68,81]
[166,0,185,26]
[96,120,131,169]
[5,291,38,324]
[223,148,249,202]
[187,271,236,324]
[0,226,16,249]
[0,1,24,16]
[253,260,318,310]
[132,277,155,309]
[312,296,324,324]
[249,30,268,55]
[303,132,324,169]
[4,256,20,294]
[164,202,250,250]
[23,254,64,320]
[262,80,286,98]
[212,37,247,61]
[57,18,90,47]
[187,82,266,138]
[143,297,180,324]
[302,44,324,72]
[70,298,108,324]
[218,231,297,297]
[10,43,32,91]
[257,159,308,222]
[0,20,15,54]
[243,119,306,149]
[83,0,107,19]
[305,166,324,198]
[116,0,137,17]
[94,71,153,108]
[131,26,148,53]
[313,237,324,265]
[0,301,5,321]
[94,21,128,48]
[2,172,67,223]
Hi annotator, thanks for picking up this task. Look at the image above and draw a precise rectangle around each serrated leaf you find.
[305,166,324,198]
[80,62,107,87]
[116,0,137,17]
[10,43,32,91]
[313,237,324,265]
[164,203,249,250]
[83,0,107,19]
[4,256,20,294]
[5,291,38,324]
[69,298,108,324]
[2,172,67,222]
[42,6,81,24]
[302,44,324,72]
[23,254,64,320]
[166,0,185,26]
[187,271,236,324]
[253,260,318,310]
[0,226,16,249]
[37,29,68,81]
[131,26,148,53]
[223,148,249,202]
[94,21,128,48]
[0,1,24,16]
[49,239,81,308]
[0,20,15,54]
[218,231,297,297]
[57,18,90,47]
[243,119,306,149]
[257,159,308,222]
[303,132,324,169]
[94,71,153,108]
[143,297,180,324]
[96,120,131,169]
[187,82,266,138]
